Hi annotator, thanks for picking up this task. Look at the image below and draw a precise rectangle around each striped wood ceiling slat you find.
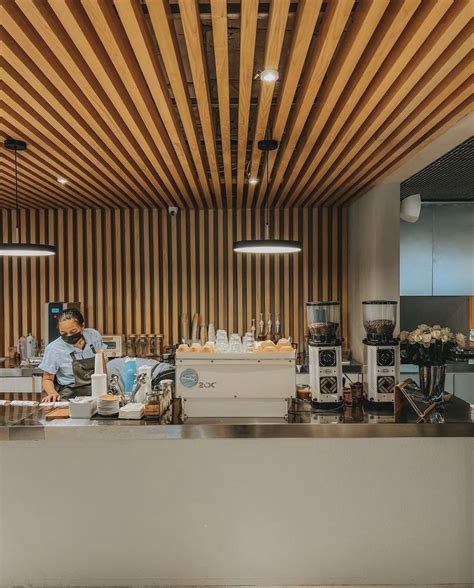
[0,0,471,209]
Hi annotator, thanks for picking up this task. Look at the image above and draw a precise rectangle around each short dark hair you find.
[57,308,85,326]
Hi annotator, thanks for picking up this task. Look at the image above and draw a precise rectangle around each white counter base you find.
[1,437,473,586]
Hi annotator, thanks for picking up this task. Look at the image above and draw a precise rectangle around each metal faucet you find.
[130,372,147,403]
[108,374,121,396]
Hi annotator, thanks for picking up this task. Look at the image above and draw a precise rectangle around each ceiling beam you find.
[321,34,473,205]
[40,0,177,207]
[277,0,391,207]
[312,0,469,206]
[79,0,193,208]
[179,0,222,207]
[210,0,233,205]
[327,73,473,206]
[294,0,458,207]
[244,0,291,208]
[1,1,163,207]
[236,0,259,207]
[268,0,355,207]
[114,0,205,207]
[338,96,473,207]
[255,0,323,208]
[147,0,214,207]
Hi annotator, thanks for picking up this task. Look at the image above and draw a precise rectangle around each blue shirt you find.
[39,329,106,386]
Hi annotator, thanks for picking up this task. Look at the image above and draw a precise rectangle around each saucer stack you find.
[97,394,120,416]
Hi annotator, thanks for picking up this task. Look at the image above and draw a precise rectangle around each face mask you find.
[61,331,83,345]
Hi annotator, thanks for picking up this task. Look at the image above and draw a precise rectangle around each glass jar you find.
[144,389,162,418]
[307,301,340,344]
[362,300,397,343]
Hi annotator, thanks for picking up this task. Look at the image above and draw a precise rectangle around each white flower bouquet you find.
[399,324,466,366]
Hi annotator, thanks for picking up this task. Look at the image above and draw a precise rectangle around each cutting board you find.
[45,407,70,420]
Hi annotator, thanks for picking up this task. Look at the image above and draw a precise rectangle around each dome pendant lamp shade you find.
[234,138,302,255]
[1,139,55,257]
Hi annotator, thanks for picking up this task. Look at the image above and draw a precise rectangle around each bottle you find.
[250,318,256,340]
[124,357,137,395]
[257,313,266,341]
[17,336,27,362]
[26,333,37,359]
[267,313,273,341]
[275,314,281,343]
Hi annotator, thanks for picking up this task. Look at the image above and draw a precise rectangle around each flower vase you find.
[418,364,446,404]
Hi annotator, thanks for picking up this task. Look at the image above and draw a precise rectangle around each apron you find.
[58,344,97,400]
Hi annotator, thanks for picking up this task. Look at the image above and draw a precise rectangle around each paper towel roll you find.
[91,373,107,398]
[94,351,104,375]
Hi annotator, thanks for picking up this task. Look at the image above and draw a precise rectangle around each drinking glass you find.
[229,333,242,353]
[216,329,229,353]
[243,332,255,352]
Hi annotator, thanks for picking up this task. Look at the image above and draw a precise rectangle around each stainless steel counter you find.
[1,397,472,440]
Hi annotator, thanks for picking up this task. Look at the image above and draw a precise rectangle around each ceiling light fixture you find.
[234,137,302,255]
[260,69,279,83]
[1,139,56,257]
[57,177,68,184]
[248,176,259,185]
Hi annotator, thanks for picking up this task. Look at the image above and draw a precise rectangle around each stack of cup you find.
[97,394,120,416]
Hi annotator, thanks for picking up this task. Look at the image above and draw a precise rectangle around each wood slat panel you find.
[0,207,347,357]
[236,0,259,207]
[1,0,471,207]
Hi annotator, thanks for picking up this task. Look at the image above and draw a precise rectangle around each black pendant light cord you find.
[14,147,21,243]
[265,131,270,239]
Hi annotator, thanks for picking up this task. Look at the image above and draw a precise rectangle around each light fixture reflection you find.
[233,239,302,254]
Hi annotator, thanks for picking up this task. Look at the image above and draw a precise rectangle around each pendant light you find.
[234,136,302,254]
[1,139,55,257]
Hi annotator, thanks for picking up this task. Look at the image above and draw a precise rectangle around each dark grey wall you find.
[400,203,474,296]
[400,296,469,335]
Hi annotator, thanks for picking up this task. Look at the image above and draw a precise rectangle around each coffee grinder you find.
[362,300,400,404]
[307,301,343,405]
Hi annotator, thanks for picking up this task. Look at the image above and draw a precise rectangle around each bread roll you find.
[278,345,294,353]
[259,346,276,353]
[260,340,276,349]
[201,343,216,353]
[276,338,290,348]
[177,343,190,353]
[189,343,202,353]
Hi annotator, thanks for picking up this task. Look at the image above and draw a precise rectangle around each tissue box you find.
[69,397,97,419]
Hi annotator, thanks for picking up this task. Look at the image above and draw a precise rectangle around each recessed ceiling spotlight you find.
[248,176,259,185]
[57,177,68,184]
[260,69,279,83]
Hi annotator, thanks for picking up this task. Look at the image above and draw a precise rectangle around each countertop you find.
[2,359,473,377]
[1,396,472,441]
[0,359,42,377]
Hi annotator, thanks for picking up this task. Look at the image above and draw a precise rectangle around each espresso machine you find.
[362,300,400,404]
[307,301,343,405]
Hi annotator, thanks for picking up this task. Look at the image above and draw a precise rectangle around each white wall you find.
[348,183,400,362]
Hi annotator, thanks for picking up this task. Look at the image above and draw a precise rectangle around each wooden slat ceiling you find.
[0,0,472,209]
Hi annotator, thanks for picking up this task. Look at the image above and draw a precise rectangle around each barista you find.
[39,309,106,402]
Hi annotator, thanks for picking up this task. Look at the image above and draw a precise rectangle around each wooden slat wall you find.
[0,208,348,354]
